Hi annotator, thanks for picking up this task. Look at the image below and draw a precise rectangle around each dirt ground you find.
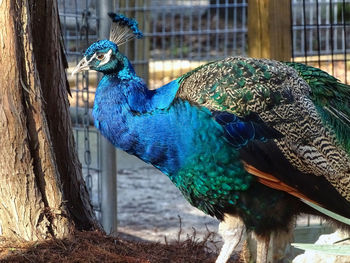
[117,165,220,244]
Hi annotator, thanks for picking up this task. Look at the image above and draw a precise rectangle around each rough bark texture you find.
[0,0,97,241]
[29,0,98,231]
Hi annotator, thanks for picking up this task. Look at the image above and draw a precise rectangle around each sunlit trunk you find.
[0,0,98,240]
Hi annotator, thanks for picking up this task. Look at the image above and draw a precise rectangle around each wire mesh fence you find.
[58,0,102,220]
[291,0,350,84]
[115,0,248,89]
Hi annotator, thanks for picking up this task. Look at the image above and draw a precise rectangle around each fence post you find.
[248,0,292,61]
[97,0,117,235]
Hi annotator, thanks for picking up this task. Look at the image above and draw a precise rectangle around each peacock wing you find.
[175,57,350,213]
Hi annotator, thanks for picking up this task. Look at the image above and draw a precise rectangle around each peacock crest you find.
[108,12,143,46]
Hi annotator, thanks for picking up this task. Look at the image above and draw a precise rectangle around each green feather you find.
[177,57,290,117]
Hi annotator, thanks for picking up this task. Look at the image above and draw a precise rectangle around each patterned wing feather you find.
[286,62,350,154]
[176,57,350,203]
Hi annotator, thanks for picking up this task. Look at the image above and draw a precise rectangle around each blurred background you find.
[58,0,350,259]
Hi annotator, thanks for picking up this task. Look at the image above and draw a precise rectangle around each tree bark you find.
[0,0,98,241]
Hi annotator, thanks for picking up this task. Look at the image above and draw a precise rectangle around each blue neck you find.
[92,61,181,173]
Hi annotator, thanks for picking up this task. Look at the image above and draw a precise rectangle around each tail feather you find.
[243,162,319,205]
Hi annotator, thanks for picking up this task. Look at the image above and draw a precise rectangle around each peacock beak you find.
[71,57,90,75]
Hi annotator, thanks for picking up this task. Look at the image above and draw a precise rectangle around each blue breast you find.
[93,76,223,173]
[93,74,253,217]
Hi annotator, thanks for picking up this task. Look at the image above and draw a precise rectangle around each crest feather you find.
[108,12,143,46]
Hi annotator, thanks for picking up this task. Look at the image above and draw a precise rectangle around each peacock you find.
[72,13,350,263]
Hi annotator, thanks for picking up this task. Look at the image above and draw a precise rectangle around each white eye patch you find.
[97,49,113,67]
[86,53,97,63]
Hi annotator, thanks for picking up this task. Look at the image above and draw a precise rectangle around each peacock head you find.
[72,40,123,75]
[72,13,143,75]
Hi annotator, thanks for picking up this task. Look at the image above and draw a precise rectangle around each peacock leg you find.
[216,215,246,263]
[256,235,270,263]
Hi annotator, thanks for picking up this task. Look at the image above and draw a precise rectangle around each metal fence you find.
[58,0,102,220]
[115,0,248,89]
[291,0,350,84]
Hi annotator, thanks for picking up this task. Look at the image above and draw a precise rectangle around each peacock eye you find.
[96,54,105,60]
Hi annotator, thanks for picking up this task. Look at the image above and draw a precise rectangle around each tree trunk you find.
[0,0,98,241]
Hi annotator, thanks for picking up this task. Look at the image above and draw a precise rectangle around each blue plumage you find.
[84,40,118,57]
[93,63,251,201]
[82,41,255,220]
[212,111,281,149]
